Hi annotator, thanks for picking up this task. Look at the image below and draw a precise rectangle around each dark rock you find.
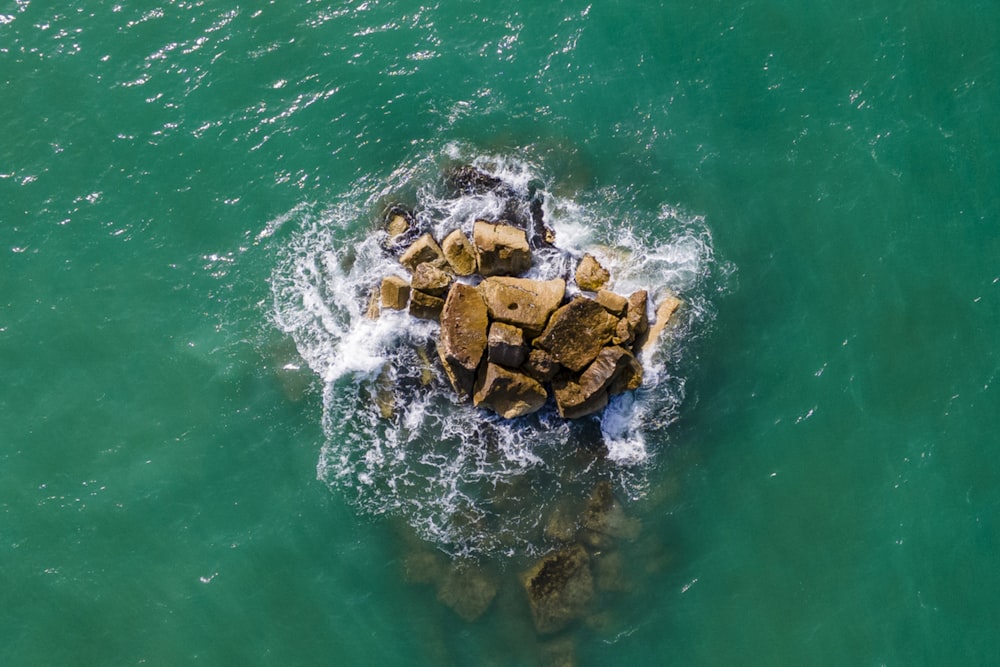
[441,229,477,276]
[409,290,445,321]
[438,283,489,399]
[473,363,548,419]
[478,277,566,336]
[575,254,610,291]
[411,262,451,297]
[380,275,410,310]
[522,545,594,634]
[473,220,531,276]
[534,297,619,372]
[487,321,528,368]
[436,560,498,622]
[523,348,560,383]
[445,164,511,196]
[400,233,446,272]
[608,349,643,394]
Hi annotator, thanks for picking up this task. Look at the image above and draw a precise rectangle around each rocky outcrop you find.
[374,164,685,421]
[473,220,531,277]
[438,284,490,398]
[522,545,594,634]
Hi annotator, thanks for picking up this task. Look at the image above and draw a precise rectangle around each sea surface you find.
[3,1,999,665]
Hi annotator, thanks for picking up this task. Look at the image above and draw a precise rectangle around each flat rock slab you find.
[438,283,490,398]
[534,297,619,372]
[478,277,566,336]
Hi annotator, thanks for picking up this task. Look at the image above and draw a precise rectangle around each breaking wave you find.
[269,144,721,558]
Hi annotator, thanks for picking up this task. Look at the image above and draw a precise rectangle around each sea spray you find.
[270,146,719,557]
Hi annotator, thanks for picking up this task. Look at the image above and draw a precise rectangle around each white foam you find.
[269,145,721,557]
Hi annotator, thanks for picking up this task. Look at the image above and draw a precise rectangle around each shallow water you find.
[3,1,999,664]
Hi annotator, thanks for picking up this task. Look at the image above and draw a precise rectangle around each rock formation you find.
[374,165,683,420]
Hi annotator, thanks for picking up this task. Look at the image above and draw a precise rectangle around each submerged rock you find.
[435,560,498,622]
[522,544,594,634]
[580,481,641,543]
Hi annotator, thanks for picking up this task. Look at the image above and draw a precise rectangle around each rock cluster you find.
[373,166,682,420]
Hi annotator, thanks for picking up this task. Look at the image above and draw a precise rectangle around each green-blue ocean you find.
[3,1,998,664]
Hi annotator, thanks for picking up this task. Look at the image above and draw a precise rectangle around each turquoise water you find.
[3,1,998,664]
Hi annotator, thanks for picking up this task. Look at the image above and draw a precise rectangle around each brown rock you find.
[409,290,445,321]
[441,229,477,276]
[400,233,446,272]
[386,213,411,240]
[473,220,531,276]
[478,277,566,336]
[534,297,619,372]
[551,377,609,419]
[365,285,381,320]
[380,275,410,310]
[473,363,548,419]
[575,254,610,291]
[523,348,560,383]
[640,293,683,354]
[611,317,633,347]
[411,262,451,297]
[438,283,489,398]
[608,350,643,394]
[595,289,627,316]
[522,545,594,634]
[626,290,649,337]
[487,322,527,368]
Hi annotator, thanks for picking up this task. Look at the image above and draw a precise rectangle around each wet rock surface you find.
[522,544,594,634]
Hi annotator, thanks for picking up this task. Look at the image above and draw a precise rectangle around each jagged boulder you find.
[487,321,528,368]
[575,254,610,291]
[473,362,548,419]
[478,277,566,336]
[473,220,531,276]
[551,376,609,419]
[534,297,619,372]
[522,545,594,634]
[551,346,642,418]
[411,262,451,297]
[438,283,490,398]
[400,233,447,272]
[441,229,477,276]
[380,275,410,310]
[409,290,445,321]
[627,290,649,336]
